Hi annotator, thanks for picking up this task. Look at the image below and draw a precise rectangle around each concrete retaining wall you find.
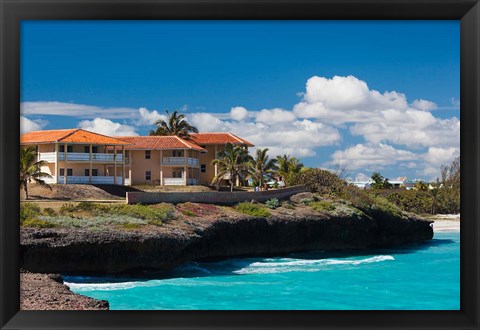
[126,185,307,205]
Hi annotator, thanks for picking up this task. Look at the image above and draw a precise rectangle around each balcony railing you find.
[163,178,199,185]
[38,152,122,162]
[163,178,185,185]
[58,176,123,184]
[162,157,199,166]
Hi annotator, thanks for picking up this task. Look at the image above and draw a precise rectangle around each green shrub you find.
[281,201,295,209]
[75,201,98,212]
[121,223,144,230]
[21,217,57,228]
[300,197,315,205]
[42,207,57,216]
[290,168,347,196]
[310,200,336,212]
[235,202,270,217]
[107,204,174,222]
[20,203,41,222]
[59,202,78,214]
[181,210,198,217]
[265,198,280,209]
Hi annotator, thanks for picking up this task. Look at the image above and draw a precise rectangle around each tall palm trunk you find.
[23,181,29,200]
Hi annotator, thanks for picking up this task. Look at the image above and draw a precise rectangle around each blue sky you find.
[20,20,460,181]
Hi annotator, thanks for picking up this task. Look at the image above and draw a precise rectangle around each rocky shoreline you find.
[20,211,433,276]
[20,272,109,310]
[19,200,435,310]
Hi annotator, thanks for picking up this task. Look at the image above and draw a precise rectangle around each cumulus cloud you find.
[328,143,418,171]
[255,108,296,123]
[230,106,249,121]
[424,147,459,166]
[77,118,138,136]
[20,116,48,134]
[411,99,437,111]
[293,75,459,150]
[136,108,166,126]
[189,111,341,158]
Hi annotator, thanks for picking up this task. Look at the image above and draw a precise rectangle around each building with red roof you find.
[20,129,254,186]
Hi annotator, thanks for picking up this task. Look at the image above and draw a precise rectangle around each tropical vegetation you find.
[248,148,278,190]
[149,110,199,139]
[20,146,52,200]
[211,142,251,192]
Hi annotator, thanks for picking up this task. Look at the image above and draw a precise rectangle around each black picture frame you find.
[1,0,479,329]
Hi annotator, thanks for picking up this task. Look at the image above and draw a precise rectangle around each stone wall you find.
[126,185,307,205]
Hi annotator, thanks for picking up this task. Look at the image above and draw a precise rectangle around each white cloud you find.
[189,111,341,159]
[424,147,459,166]
[293,75,459,150]
[188,113,227,132]
[136,108,166,126]
[230,106,249,121]
[21,101,138,119]
[411,99,437,111]
[77,118,138,136]
[20,116,47,134]
[328,143,418,170]
[255,108,296,123]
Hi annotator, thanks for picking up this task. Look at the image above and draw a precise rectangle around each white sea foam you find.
[233,255,395,275]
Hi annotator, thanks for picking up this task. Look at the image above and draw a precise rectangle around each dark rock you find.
[20,211,433,276]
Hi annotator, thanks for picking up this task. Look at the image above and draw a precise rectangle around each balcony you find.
[162,157,199,166]
[38,152,123,162]
[163,178,199,185]
[57,176,123,184]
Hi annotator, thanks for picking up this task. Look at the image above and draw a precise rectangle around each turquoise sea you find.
[65,230,460,310]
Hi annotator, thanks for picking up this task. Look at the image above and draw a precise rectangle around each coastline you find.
[20,272,109,310]
[431,214,460,232]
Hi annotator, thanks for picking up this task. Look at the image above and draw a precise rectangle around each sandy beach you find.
[429,214,460,232]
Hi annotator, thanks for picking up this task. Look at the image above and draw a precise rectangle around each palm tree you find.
[20,146,52,200]
[276,154,303,185]
[248,148,278,190]
[149,110,199,139]
[211,143,251,192]
[415,181,429,191]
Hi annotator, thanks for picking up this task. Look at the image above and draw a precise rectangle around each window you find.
[173,150,183,157]
[201,164,206,173]
[145,150,151,159]
[84,169,89,176]
[59,168,65,176]
[145,171,151,181]
[92,169,98,176]
[67,169,73,176]
[60,146,73,152]
[84,146,99,153]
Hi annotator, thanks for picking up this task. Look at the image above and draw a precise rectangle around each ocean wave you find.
[233,255,395,275]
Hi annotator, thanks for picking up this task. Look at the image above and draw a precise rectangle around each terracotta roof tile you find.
[116,136,207,151]
[20,129,130,145]
[190,133,254,146]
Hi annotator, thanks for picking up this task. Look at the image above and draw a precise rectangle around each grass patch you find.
[235,202,270,217]
[181,210,198,217]
[310,200,336,212]
[57,202,174,224]
[265,198,280,209]
[21,217,58,228]
[20,202,41,222]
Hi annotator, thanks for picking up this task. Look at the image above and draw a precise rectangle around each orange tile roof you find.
[20,129,130,145]
[116,136,207,152]
[190,133,254,147]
